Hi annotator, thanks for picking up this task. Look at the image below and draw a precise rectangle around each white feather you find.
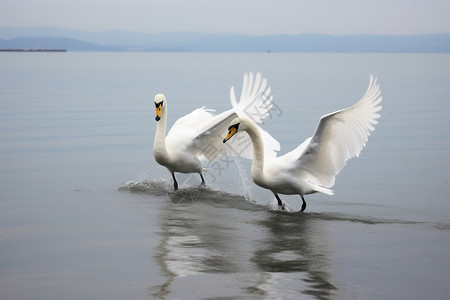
[225,75,382,210]
[153,72,280,188]
[294,75,382,188]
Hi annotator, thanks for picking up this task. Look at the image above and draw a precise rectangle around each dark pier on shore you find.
[0,49,66,52]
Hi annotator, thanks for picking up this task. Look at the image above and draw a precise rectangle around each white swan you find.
[223,75,382,211]
[153,72,280,190]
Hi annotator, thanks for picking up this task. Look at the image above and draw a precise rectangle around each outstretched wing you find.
[165,107,218,155]
[167,106,216,137]
[191,108,241,161]
[281,75,382,188]
[230,72,273,124]
[191,72,279,161]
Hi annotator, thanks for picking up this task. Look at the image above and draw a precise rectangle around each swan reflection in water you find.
[150,187,337,299]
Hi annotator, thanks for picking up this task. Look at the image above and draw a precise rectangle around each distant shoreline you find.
[2,27,450,52]
[0,49,66,52]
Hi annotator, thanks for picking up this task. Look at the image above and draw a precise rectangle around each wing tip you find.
[233,71,274,124]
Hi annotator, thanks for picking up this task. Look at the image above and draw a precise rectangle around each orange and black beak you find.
[155,101,163,121]
[223,123,240,143]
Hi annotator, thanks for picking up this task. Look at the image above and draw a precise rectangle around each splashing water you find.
[118,179,169,195]
[232,156,256,204]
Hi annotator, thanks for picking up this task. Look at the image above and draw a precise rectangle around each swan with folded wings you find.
[153,72,280,190]
[223,75,382,211]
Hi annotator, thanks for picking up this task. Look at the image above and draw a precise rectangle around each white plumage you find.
[223,75,382,211]
[153,72,280,190]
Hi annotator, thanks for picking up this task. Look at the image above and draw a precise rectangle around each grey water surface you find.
[1,52,449,299]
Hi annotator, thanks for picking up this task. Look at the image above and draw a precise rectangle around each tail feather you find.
[309,181,335,196]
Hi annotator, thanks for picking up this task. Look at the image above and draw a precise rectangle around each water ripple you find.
[117,180,439,229]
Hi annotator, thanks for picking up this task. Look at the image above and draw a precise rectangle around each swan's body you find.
[153,72,280,190]
[223,76,382,211]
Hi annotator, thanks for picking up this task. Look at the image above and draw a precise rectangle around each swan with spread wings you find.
[153,72,280,190]
[223,76,382,211]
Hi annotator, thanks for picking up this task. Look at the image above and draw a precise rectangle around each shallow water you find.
[1,52,450,299]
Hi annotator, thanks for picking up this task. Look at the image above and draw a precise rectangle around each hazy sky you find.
[2,0,450,35]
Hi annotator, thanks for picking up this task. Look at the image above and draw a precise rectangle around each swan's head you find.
[153,94,166,121]
[223,117,244,143]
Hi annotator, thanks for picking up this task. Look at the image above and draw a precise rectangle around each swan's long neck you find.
[244,120,265,183]
[153,105,168,163]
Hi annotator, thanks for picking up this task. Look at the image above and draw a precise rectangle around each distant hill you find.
[0,36,117,51]
[1,26,449,52]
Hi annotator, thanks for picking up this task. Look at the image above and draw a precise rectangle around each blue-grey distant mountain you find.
[0,36,117,51]
[1,26,449,52]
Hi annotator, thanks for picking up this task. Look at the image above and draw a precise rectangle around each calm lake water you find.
[1,52,449,300]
